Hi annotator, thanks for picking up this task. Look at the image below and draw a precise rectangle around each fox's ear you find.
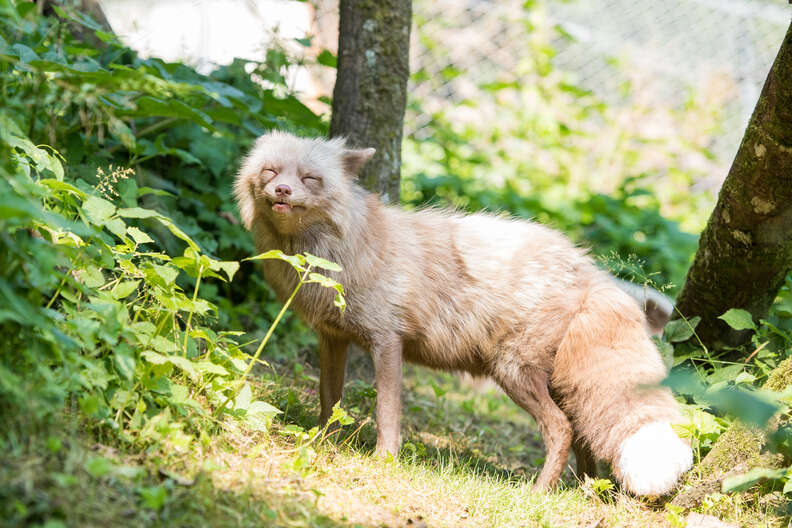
[342,147,376,176]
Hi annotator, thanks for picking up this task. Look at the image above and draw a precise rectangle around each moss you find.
[765,357,792,392]
[698,425,765,480]
[671,425,777,510]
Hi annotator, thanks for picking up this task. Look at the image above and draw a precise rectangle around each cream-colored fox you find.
[234,131,691,496]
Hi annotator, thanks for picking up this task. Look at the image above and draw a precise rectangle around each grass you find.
[2,350,789,527]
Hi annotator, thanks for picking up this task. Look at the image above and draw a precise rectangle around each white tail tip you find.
[616,421,693,496]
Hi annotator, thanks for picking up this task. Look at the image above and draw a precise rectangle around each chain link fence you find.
[312,0,789,161]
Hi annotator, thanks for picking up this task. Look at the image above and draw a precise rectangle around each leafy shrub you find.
[1,1,325,341]
[0,2,349,449]
[1,114,348,449]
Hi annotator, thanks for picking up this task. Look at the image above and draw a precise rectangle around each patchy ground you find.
[2,351,787,527]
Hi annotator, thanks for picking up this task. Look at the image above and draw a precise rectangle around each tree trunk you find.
[674,20,792,351]
[329,0,412,204]
[39,0,113,35]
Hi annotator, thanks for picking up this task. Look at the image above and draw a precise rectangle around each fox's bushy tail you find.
[552,280,692,496]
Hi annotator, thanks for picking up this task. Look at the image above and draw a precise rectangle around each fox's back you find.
[381,208,597,372]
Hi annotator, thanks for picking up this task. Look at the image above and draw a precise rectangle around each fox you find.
[233,131,692,496]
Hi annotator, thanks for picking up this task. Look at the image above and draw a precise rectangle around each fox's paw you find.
[616,421,693,496]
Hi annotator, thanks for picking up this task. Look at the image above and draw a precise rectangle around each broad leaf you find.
[722,467,786,493]
[127,226,154,245]
[719,309,756,331]
[304,253,342,272]
[82,195,116,226]
[663,316,700,343]
[245,249,306,271]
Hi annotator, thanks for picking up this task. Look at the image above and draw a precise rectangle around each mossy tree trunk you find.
[674,20,792,351]
[329,0,412,204]
[671,357,792,508]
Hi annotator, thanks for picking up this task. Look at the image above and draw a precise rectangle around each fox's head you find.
[234,131,375,235]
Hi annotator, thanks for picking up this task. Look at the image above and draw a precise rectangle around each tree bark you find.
[674,21,792,351]
[329,0,412,204]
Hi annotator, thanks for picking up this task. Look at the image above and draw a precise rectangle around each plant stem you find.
[183,263,204,356]
[214,266,310,417]
[45,275,68,309]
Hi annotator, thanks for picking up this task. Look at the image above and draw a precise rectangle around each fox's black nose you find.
[275,184,292,197]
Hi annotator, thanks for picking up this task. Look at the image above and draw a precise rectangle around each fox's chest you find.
[258,261,347,327]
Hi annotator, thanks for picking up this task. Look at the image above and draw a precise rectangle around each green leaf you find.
[194,361,228,377]
[719,309,756,331]
[142,350,197,380]
[317,49,337,68]
[150,263,179,286]
[150,335,179,353]
[234,383,253,411]
[735,371,756,385]
[138,186,174,198]
[328,404,353,426]
[141,350,170,365]
[706,364,744,384]
[39,179,85,197]
[333,292,347,313]
[129,321,156,339]
[306,272,346,312]
[107,116,137,151]
[722,467,785,493]
[304,253,342,272]
[111,280,139,300]
[245,249,306,270]
[664,369,780,426]
[117,208,199,250]
[82,195,117,226]
[210,259,240,282]
[81,265,105,288]
[0,115,64,179]
[139,485,169,511]
[784,476,792,495]
[167,356,198,380]
[169,383,205,413]
[104,217,127,239]
[85,457,113,478]
[245,400,282,431]
[306,272,340,288]
[249,400,281,416]
[653,337,674,364]
[127,226,154,245]
[663,316,700,343]
[116,207,159,219]
[113,348,136,381]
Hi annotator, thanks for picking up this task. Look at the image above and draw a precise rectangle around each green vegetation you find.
[1,1,791,527]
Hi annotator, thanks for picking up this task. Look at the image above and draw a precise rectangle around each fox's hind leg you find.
[494,366,572,489]
[572,439,597,479]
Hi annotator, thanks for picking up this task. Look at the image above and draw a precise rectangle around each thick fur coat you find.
[234,131,692,495]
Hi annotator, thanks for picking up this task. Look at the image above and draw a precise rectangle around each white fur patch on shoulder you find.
[617,421,693,496]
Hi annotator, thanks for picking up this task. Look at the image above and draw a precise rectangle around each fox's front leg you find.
[371,333,403,457]
[318,334,349,426]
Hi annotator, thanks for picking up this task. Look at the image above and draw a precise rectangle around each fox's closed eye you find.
[260,168,277,179]
[302,175,321,184]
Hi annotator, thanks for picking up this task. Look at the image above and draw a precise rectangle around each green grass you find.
[2,352,789,527]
